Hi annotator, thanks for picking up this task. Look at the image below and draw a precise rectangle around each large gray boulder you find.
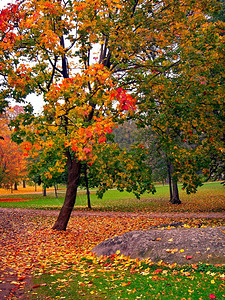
[91,226,225,265]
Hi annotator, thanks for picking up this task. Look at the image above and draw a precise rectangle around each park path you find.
[0,207,224,219]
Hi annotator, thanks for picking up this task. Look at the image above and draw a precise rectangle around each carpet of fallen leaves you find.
[0,186,43,195]
[0,208,224,299]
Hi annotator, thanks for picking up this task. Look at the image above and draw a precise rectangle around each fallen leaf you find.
[186,256,193,260]
[121,282,131,287]
[18,276,26,281]
[11,281,22,286]
[153,269,163,274]
[166,249,178,254]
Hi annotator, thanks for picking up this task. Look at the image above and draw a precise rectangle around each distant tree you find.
[84,142,155,200]
[0,107,27,189]
[129,1,225,203]
[113,121,138,150]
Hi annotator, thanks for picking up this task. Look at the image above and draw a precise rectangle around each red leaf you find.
[18,276,26,281]
[98,136,106,143]
[209,294,216,299]
[154,269,163,274]
[186,256,193,260]
[83,147,91,153]
[71,145,78,151]
[32,285,40,288]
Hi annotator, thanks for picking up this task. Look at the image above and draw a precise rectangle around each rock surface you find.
[91,226,225,265]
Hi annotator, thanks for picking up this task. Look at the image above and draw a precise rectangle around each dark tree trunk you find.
[14,182,18,190]
[84,164,91,209]
[52,158,81,231]
[167,159,181,204]
[54,185,58,198]
[43,186,47,197]
[170,179,181,204]
[23,180,26,188]
[166,159,173,201]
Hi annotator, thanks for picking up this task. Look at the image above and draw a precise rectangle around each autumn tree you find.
[1,0,158,230]
[125,1,225,203]
[0,107,27,189]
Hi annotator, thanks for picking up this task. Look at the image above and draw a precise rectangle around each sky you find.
[0,0,14,7]
[1,0,45,114]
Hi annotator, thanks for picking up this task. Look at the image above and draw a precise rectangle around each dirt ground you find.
[0,208,224,299]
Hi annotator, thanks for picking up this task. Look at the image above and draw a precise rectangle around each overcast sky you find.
[0,0,14,8]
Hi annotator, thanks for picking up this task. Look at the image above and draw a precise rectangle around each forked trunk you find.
[52,159,81,231]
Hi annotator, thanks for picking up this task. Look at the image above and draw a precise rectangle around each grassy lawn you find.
[0,181,224,213]
[28,260,225,300]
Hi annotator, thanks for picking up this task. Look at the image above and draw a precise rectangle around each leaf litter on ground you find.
[0,209,224,299]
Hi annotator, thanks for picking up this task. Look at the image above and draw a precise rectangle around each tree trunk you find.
[52,159,81,231]
[54,184,58,198]
[43,186,47,197]
[23,180,26,188]
[170,179,181,204]
[14,182,18,190]
[167,159,181,204]
[84,164,91,209]
[166,159,173,201]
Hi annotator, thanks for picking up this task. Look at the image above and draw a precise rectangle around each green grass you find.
[27,261,225,300]
[0,181,224,213]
